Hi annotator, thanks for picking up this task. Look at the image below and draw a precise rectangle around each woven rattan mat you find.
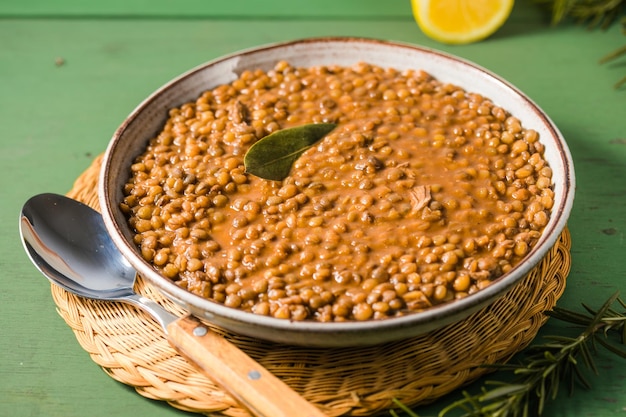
[56,154,571,416]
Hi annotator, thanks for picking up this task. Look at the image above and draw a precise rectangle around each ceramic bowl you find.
[99,37,575,347]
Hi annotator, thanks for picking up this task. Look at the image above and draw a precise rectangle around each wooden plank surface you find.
[1,2,625,417]
[1,0,410,18]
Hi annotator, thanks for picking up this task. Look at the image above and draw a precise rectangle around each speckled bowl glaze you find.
[99,37,575,347]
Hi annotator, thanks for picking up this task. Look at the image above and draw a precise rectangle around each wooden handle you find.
[166,316,328,417]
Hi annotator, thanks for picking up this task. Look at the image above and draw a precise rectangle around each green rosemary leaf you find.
[573,357,593,389]
[582,302,600,316]
[599,44,626,63]
[593,292,621,321]
[391,398,420,417]
[594,334,626,358]
[541,335,578,343]
[481,363,520,371]
[538,378,547,415]
[601,314,626,337]
[548,366,560,399]
[479,384,528,401]
[523,398,530,417]
[437,392,472,416]
[243,123,336,181]
[602,318,626,324]
[564,359,574,395]
[514,366,537,375]
[546,307,592,325]
[545,351,559,363]
[579,341,597,373]
[613,76,626,89]
[622,310,626,343]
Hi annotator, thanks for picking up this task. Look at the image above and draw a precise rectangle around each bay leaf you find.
[244,123,337,181]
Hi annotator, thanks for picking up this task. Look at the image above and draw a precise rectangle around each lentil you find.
[122,61,553,322]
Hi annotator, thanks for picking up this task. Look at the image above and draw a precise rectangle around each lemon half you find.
[411,0,514,45]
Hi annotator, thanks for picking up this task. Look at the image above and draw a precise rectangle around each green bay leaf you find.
[244,123,337,181]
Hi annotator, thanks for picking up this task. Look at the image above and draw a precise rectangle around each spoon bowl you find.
[19,193,327,417]
[20,193,137,299]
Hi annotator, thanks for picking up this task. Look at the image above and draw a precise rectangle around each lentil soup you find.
[121,61,553,323]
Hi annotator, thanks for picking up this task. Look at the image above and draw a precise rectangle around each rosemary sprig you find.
[599,17,626,88]
[534,0,625,28]
[534,0,626,89]
[390,291,626,417]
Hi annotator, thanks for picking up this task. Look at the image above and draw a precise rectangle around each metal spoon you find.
[19,193,326,417]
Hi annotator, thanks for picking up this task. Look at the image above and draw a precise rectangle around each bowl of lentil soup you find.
[99,37,575,347]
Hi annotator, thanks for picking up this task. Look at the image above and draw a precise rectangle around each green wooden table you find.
[1,1,625,416]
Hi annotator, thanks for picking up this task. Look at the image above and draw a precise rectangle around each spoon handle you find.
[166,316,328,417]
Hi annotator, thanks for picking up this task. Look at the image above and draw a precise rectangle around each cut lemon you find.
[411,0,514,45]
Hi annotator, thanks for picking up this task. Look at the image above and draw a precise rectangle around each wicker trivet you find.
[54,154,571,416]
